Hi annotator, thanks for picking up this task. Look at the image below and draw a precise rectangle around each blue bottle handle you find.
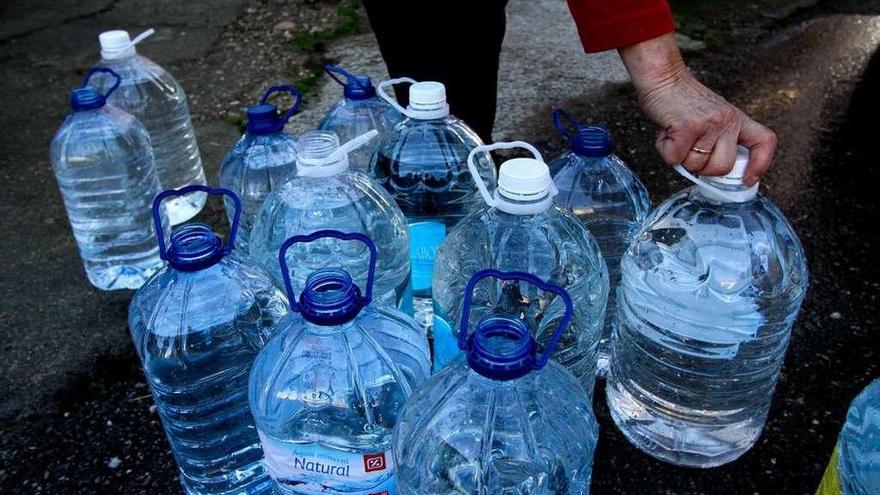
[151,185,241,262]
[81,67,122,99]
[277,230,377,312]
[259,85,302,125]
[552,108,580,144]
[325,64,370,90]
[458,269,574,371]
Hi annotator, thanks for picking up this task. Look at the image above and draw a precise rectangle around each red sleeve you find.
[566,0,675,53]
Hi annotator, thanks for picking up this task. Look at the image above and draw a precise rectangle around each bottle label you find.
[816,444,842,495]
[259,434,396,495]
[408,221,446,292]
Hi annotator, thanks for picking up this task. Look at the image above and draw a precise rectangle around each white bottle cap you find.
[675,144,758,202]
[406,81,449,119]
[703,145,750,186]
[498,158,553,202]
[99,28,154,60]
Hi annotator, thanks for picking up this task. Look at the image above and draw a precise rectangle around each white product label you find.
[259,433,396,495]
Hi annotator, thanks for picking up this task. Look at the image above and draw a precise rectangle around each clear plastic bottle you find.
[607,146,809,467]
[548,110,651,377]
[50,68,167,290]
[394,269,599,495]
[128,186,289,495]
[94,29,206,225]
[432,141,608,394]
[817,379,880,495]
[318,65,402,171]
[249,230,430,495]
[372,78,496,333]
[219,85,302,251]
[249,130,411,313]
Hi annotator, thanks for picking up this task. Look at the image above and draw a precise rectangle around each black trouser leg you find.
[361,0,509,143]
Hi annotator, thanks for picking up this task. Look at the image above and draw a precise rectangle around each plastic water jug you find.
[50,67,167,290]
[128,186,289,494]
[95,29,206,225]
[432,141,608,394]
[394,269,599,494]
[219,85,302,251]
[249,230,430,495]
[607,146,809,467]
[372,77,496,332]
[817,379,880,495]
[318,64,402,171]
[548,109,651,376]
[248,130,411,313]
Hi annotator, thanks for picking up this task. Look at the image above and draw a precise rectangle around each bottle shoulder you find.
[220,133,299,172]
[51,107,151,164]
[549,152,652,219]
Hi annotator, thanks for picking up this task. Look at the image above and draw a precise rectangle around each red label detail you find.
[363,452,386,473]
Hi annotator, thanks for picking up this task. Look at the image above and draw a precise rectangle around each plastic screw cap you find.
[573,124,613,157]
[409,81,446,111]
[704,145,750,185]
[497,158,553,201]
[99,30,136,59]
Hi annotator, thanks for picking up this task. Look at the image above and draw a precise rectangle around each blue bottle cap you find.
[552,108,613,157]
[326,64,376,101]
[279,230,377,326]
[467,315,536,380]
[458,269,574,381]
[152,186,241,272]
[246,85,302,135]
[71,67,122,112]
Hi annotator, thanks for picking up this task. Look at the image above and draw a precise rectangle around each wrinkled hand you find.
[619,34,777,186]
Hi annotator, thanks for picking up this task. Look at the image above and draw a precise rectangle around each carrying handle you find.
[552,108,580,143]
[259,85,303,125]
[277,230,377,311]
[673,164,758,203]
[458,269,574,370]
[376,77,417,117]
[152,185,241,261]
[131,28,155,46]
[81,67,122,99]
[325,64,371,90]
[466,141,548,207]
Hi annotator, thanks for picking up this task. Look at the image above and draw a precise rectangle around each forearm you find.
[618,33,690,98]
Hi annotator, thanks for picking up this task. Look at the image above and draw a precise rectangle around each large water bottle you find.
[548,109,651,376]
[95,29,206,225]
[432,141,608,394]
[249,230,430,495]
[249,130,411,313]
[394,269,599,494]
[128,186,289,495]
[50,67,167,290]
[607,146,809,467]
[219,85,302,251]
[372,77,496,333]
[318,64,402,171]
[817,379,880,495]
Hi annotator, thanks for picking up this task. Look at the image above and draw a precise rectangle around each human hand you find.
[619,33,776,186]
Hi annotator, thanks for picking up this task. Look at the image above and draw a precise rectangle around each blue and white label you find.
[432,305,462,373]
[408,221,446,292]
[259,434,396,495]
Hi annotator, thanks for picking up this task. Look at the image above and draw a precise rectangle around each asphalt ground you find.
[1,1,878,493]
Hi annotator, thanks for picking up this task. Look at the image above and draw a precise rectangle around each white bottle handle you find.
[467,141,551,208]
[337,129,378,157]
[376,77,417,118]
[131,28,155,46]
[298,130,378,177]
[673,164,758,203]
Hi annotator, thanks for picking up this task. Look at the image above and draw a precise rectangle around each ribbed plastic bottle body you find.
[826,379,880,495]
[318,97,402,172]
[371,116,495,331]
[432,205,608,394]
[607,186,808,467]
[219,132,298,251]
[249,306,430,495]
[50,106,167,290]
[128,254,289,495]
[95,54,206,224]
[549,151,651,375]
[248,172,411,312]
[393,359,598,495]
